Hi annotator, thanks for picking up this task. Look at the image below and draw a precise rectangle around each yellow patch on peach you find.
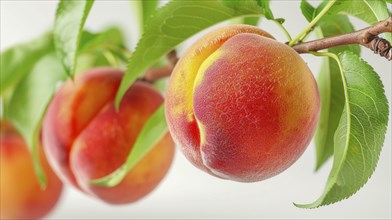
[196,120,207,146]
[168,25,274,122]
[193,49,223,91]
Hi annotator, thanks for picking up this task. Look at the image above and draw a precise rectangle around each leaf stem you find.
[293,16,392,60]
[289,0,337,46]
[0,98,4,120]
[103,50,119,68]
[104,45,132,60]
[274,20,292,41]
[32,119,48,189]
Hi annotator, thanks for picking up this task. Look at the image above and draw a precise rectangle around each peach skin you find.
[165,25,320,182]
[0,122,63,219]
[42,68,175,204]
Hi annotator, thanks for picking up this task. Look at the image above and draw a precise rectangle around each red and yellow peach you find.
[165,25,320,182]
[0,122,63,219]
[42,68,175,204]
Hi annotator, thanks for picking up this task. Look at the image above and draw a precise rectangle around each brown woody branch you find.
[292,16,392,60]
[139,50,178,83]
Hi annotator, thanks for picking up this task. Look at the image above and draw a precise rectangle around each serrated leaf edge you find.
[295,51,389,208]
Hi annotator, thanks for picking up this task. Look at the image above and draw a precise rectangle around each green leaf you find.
[300,0,316,22]
[229,16,261,26]
[258,0,273,19]
[54,0,94,77]
[314,15,361,170]
[75,54,110,74]
[0,33,54,95]
[131,0,160,34]
[7,54,67,187]
[259,0,285,23]
[243,16,261,26]
[74,27,129,72]
[115,0,265,108]
[141,0,160,25]
[296,51,389,208]
[91,104,168,187]
[333,0,389,24]
[78,27,125,54]
[315,58,344,171]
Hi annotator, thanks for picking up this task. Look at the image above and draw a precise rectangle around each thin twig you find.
[292,16,392,60]
[288,0,337,46]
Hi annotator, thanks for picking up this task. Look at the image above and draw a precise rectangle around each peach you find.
[42,68,175,204]
[0,122,63,219]
[165,25,320,182]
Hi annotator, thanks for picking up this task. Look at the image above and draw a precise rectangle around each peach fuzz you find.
[0,122,63,219]
[165,25,320,182]
[42,68,175,204]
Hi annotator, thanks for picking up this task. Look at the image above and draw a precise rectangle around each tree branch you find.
[140,17,392,84]
[292,16,392,60]
[140,50,178,83]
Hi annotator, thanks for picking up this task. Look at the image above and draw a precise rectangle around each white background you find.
[1,1,391,219]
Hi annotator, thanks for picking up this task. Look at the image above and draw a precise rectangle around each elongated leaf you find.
[91,104,168,187]
[115,0,265,108]
[141,0,160,26]
[258,0,273,19]
[333,0,389,24]
[76,27,128,73]
[301,0,316,22]
[79,27,125,53]
[131,0,160,34]
[54,0,94,77]
[8,54,67,187]
[315,58,343,170]
[296,51,389,208]
[243,17,261,26]
[230,16,261,26]
[314,15,360,170]
[258,0,284,23]
[0,33,53,95]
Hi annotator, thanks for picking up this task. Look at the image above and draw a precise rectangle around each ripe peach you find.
[42,68,175,204]
[165,25,320,182]
[0,122,63,219]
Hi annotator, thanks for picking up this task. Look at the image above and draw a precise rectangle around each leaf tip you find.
[314,161,323,172]
[114,92,123,112]
[90,177,112,187]
[275,18,285,24]
[32,153,47,189]
[293,202,303,208]
[293,201,319,209]
[38,173,48,190]
[90,166,128,187]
